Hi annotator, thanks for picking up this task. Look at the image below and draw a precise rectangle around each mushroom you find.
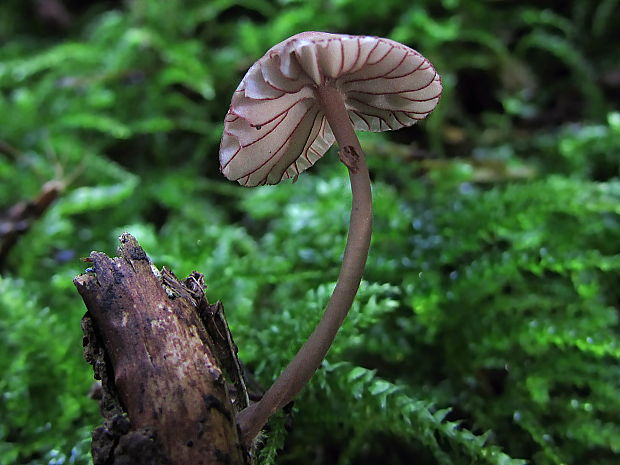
[219,31,441,444]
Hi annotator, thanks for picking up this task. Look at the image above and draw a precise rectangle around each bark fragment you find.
[75,233,249,465]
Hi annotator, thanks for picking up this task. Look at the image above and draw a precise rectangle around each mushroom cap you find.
[220,31,442,187]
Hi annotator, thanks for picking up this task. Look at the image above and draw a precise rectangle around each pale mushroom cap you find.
[220,31,442,187]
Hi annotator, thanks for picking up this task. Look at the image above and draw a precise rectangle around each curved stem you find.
[236,84,373,445]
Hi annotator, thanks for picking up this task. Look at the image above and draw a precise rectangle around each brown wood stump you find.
[74,233,251,465]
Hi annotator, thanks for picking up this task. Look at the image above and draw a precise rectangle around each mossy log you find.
[74,233,250,465]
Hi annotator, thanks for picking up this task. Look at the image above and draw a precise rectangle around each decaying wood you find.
[74,233,250,465]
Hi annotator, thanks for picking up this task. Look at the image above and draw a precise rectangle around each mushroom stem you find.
[236,84,372,444]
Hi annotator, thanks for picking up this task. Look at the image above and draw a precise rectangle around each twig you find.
[0,180,64,268]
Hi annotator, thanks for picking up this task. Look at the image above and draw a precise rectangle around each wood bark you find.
[74,233,250,465]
